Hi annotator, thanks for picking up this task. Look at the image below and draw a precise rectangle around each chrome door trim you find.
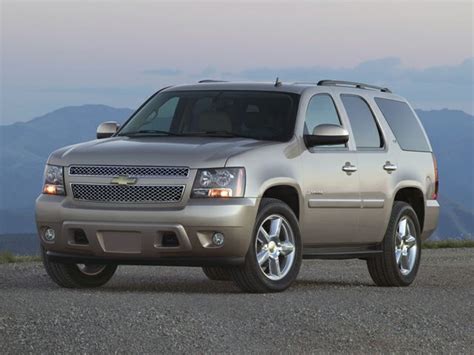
[361,199,384,208]
[308,198,361,208]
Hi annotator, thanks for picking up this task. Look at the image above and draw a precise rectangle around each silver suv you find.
[36,80,439,292]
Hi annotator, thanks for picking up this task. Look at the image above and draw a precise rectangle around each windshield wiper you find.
[119,130,181,137]
[120,129,254,139]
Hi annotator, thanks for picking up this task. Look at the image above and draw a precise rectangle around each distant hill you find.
[0,105,133,234]
[0,105,472,244]
[416,109,474,239]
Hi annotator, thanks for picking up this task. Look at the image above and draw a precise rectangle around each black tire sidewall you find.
[42,248,117,288]
[65,263,118,287]
[202,266,232,281]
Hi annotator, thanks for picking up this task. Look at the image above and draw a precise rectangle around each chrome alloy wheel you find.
[395,217,418,275]
[76,264,107,276]
[255,214,296,281]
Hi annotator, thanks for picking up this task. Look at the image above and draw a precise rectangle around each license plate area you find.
[97,231,142,254]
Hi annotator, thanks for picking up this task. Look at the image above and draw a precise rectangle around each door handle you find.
[342,162,357,174]
[383,162,397,172]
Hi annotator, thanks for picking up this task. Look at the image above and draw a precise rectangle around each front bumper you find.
[36,195,259,266]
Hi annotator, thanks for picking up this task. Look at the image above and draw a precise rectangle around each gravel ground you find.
[0,248,473,354]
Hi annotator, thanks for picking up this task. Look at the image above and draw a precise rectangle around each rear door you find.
[301,93,361,245]
[340,94,397,243]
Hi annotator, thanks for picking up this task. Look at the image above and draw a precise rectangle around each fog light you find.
[212,232,225,246]
[43,228,56,242]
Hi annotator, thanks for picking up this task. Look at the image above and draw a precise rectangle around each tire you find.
[367,201,421,287]
[202,266,232,281]
[230,198,302,293]
[42,248,117,288]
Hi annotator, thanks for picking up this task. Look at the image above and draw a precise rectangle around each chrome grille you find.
[71,184,185,203]
[69,166,189,177]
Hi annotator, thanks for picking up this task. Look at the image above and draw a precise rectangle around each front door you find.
[301,94,361,245]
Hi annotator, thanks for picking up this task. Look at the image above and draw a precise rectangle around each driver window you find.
[305,94,345,148]
[304,94,341,134]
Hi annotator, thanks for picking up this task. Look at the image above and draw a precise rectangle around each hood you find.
[48,136,276,168]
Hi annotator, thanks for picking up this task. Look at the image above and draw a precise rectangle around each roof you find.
[164,82,313,94]
[162,80,400,98]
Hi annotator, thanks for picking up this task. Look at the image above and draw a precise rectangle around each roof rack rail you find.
[317,80,392,93]
[292,82,320,85]
[198,79,227,83]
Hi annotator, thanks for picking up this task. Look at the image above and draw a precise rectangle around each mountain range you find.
[0,105,473,241]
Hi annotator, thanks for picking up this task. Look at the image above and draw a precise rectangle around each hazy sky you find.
[1,0,473,124]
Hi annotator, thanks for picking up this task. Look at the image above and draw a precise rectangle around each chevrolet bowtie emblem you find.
[110,175,137,185]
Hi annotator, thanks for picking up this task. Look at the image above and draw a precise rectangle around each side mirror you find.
[304,124,349,148]
[96,121,119,139]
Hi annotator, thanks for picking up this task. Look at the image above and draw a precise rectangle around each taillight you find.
[432,153,439,199]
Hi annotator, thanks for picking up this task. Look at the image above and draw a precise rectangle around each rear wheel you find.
[42,248,117,288]
[367,201,421,287]
[202,266,232,281]
[230,198,302,293]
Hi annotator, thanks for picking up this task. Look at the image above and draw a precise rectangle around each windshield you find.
[118,90,299,141]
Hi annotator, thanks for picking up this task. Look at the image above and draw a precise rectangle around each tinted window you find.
[375,98,431,152]
[341,95,383,149]
[119,91,299,142]
[304,94,341,133]
[138,97,178,131]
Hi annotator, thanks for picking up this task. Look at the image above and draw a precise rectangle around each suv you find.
[36,80,439,293]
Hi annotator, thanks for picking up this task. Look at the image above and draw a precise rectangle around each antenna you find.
[274,77,282,87]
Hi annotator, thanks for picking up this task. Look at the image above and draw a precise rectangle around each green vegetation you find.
[422,240,474,249]
[0,251,41,264]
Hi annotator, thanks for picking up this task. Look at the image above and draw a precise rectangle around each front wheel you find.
[367,201,421,287]
[230,198,302,293]
[202,266,232,281]
[42,248,117,288]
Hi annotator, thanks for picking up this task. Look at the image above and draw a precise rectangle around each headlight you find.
[192,168,245,198]
[42,164,66,195]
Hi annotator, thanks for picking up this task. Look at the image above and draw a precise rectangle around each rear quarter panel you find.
[374,99,438,238]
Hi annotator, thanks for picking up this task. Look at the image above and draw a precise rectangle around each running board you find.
[303,245,382,260]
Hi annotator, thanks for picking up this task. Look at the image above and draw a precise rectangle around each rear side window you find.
[341,95,383,149]
[375,98,431,152]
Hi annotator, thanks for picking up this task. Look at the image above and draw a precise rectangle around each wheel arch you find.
[259,182,302,220]
[393,186,425,232]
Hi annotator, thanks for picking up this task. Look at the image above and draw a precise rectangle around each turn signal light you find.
[43,184,58,195]
[208,188,232,198]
